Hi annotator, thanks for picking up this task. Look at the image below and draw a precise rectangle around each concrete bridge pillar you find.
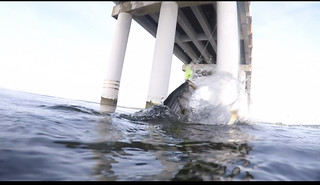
[216,1,240,78]
[100,12,132,112]
[145,1,179,108]
[216,1,240,121]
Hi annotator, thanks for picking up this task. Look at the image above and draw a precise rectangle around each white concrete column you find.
[101,12,132,111]
[146,1,179,108]
[216,1,240,78]
[216,1,240,123]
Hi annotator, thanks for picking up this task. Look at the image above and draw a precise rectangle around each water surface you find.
[0,88,320,181]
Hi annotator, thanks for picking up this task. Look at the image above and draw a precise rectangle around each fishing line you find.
[197,25,216,64]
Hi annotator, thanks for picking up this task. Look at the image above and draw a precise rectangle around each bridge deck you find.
[111,1,252,96]
[111,1,252,67]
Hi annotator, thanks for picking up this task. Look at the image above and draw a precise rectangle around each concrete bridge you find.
[100,1,252,114]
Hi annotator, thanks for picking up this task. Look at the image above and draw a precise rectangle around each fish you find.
[163,70,240,124]
[129,68,240,124]
[163,79,196,119]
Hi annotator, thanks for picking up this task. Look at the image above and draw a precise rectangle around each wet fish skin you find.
[163,80,196,118]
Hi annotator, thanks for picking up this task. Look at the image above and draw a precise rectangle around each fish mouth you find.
[186,80,197,90]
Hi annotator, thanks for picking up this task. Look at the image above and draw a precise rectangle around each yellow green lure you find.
[184,65,193,80]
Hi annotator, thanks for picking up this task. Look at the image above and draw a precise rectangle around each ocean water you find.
[1,87,320,181]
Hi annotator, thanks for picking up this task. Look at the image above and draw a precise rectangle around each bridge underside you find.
[112,2,252,64]
[100,1,253,113]
[111,1,252,92]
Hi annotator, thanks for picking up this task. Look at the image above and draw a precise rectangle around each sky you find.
[249,1,320,124]
[0,1,320,124]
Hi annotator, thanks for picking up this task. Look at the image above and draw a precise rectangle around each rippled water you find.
[1,87,320,181]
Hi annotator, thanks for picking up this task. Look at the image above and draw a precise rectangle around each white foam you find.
[186,71,241,125]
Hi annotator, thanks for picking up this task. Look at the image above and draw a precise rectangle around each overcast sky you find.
[249,1,320,124]
[0,1,320,124]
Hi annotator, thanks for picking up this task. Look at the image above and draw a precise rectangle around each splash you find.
[185,71,241,125]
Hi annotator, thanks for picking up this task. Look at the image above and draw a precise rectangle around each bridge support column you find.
[100,12,132,112]
[145,1,179,108]
[216,1,240,122]
[216,1,240,78]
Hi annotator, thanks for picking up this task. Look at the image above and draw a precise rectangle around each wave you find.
[118,105,182,122]
[40,104,105,116]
